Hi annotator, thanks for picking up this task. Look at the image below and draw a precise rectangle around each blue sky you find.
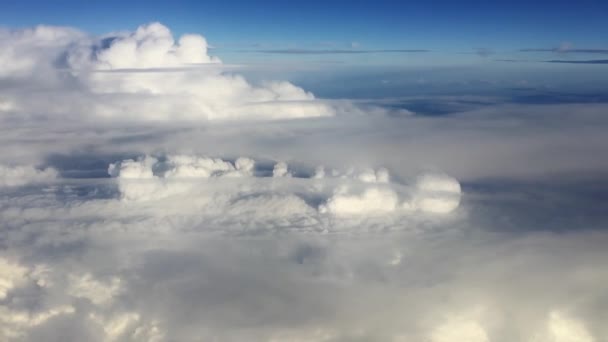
[2,0,608,59]
[2,0,608,96]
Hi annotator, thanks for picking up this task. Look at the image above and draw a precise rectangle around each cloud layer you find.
[1,22,607,342]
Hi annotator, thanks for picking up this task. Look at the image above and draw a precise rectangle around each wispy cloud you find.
[474,47,494,57]
[520,42,608,54]
[495,58,608,65]
[494,58,533,62]
[521,48,608,54]
[241,48,430,54]
[545,59,608,64]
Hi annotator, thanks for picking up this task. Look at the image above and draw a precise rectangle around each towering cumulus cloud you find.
[0,22,334,121]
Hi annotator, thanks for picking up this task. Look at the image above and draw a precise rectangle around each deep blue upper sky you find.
[2,0,608,54]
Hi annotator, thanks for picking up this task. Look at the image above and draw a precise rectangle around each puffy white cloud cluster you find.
[107,155,462,216]
[0,164,57,187]
[319,186,399,215]
[0,22,335,121]
[272,161,291,178]
[0,25,83,79]
[68,22,219,70]
[406,173,462,214]
[318,168,461,216]
[108,155,255,180]
[108,155,256,200]
[312,166,390,183]
[0,152,607,341]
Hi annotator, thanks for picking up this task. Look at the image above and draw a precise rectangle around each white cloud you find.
[406,173,462,214]
[106,155,463,219]
[320,186,399,215]
[0,22,336,121]
[0,165,57,187]
[272,161,291,178]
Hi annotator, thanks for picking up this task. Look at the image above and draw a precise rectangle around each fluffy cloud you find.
[1,161,608,340]
[319,186,399,215]
[0,25,83,79]
[407,173,462,213]
[0,165,57,187]
[107,155,462,219]
[0,22,335,121]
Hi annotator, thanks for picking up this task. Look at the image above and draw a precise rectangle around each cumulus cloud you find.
[108,155,259,201]
[106,155,462,219]
[0,22,337,121]
[319,186,399,215]
[0,165,57,187]
[407,173,462,213]
[2,157,608,340]
[272,161,291,178]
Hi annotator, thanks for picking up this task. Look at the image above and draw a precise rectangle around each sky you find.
[5,0,607,96]
[2,0,608,62]
[0,2,608,342]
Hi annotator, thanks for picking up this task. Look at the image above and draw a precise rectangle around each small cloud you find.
[494,58,533,63]
[557,41,573,52]
[245,48,429,54]
[545,59,608,64]
[520,42,608,55]
[474,47,494,57]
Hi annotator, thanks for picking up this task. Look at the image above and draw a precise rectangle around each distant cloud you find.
[545,59,608,64]
[521,48,608,54]
[520,42,608,54]
[494,58,533,62]
[244,48,429,54]
[474,47,494,57]
[0,22,340,121]
[495,58,608,65]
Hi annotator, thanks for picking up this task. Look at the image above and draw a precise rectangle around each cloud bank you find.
[0,21,607,342]
[108,154,462,217]
[0,22,337,121]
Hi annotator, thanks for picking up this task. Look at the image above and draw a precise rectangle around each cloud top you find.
[0,22,336,121]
